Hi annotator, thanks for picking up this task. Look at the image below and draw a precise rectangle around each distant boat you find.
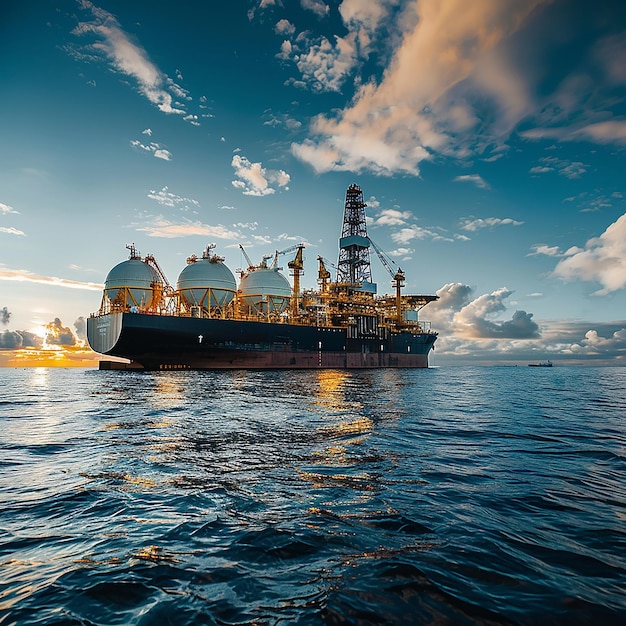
[529,360,552,367]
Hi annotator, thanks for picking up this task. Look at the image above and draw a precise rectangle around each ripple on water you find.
[0,366,625,624]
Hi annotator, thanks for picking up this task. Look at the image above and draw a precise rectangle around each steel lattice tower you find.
[336,183,374,289]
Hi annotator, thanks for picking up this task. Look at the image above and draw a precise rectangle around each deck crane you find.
[368,237,406,325]
[286,244,305,317]
[238,244,255,272]
[268,244,303,269]
[317,256,332,292]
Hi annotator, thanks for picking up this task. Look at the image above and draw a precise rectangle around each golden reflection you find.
[123,474,156,488]
[129,545,178,563]
[147,377,187,410]
[313,369,359,412]
[320,417,372,437]
[298,469,377,491]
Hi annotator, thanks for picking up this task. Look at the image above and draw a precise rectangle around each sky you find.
[1,0,626,366]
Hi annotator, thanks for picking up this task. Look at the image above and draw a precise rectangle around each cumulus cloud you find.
[71,1,186,115]
[301,0,329,18]
[427,282,474,332]
[0,268,103,291]
[427,283,540,341]
[284,31,359,93]
[454,287,540,338]
[566,328,626,356]
[0,330,42,350]
[1,307,10,325]
[136,217,240,239]
[231,155,290,196]
[552,213,626,294]
[454,174,490,189]
[275,19,295,36]
[74,316,87,341]
[425,285,626,363]
[460,217,524,231]
[372,209,413,226]
[46,318,76,346]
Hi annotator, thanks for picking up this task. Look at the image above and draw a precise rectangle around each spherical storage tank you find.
[177,248,237,309]
[239,268,291,313]
[105,258,161,309]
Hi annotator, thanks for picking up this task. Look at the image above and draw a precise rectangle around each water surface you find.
[1,366,624,624]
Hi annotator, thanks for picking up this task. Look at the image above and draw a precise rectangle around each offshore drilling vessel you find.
[87,184,438,369]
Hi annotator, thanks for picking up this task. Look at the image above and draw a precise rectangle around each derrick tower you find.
[336,183,375,292]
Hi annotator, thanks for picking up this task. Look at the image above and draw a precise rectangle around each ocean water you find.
[0,366,624,625]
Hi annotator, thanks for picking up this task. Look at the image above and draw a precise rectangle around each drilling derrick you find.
[336,183,376,293]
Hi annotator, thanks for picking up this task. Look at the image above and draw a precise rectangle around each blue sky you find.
[1,0,626,365]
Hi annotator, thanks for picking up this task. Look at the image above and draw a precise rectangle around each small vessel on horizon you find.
[529,360,553,367]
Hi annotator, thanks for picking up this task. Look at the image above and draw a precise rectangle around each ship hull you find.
[88,313,436,370]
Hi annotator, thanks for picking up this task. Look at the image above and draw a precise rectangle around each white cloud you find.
[372,209,413,226]
[275,19,295,36]
[528,244,562,257]
[387,247,413,258]
[130,139,172,161]
[532,156,587,179]
[391,224,453,244]
[0,227,25,236]
[460,217,524,231]
[566,328,626,356]
[231,155,290,196]
[137,217,240,239]
[147,187,199,208]
[183,114,200,126]
[72,1,186,115]
[153,149,172,161]
[0,268,102,290]
[454,174,490,189]
[552,213,626,294]
[0,203,18,214]
[291,32,359,93]
[301,0,329,18]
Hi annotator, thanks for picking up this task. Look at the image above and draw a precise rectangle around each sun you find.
[32,325,48,339]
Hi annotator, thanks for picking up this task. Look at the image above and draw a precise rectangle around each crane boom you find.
[368,237,405,325]
[238,244,254,271]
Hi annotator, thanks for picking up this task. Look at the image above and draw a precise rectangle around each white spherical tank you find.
[105,258,161,309]
[177,250,236,308]
[239,268,291,313]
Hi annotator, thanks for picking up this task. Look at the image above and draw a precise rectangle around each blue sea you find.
[1,366,624,625]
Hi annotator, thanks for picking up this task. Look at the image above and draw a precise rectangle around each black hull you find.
[87,313,437,370]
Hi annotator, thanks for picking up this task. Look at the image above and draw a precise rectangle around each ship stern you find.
[87,313,124,355]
